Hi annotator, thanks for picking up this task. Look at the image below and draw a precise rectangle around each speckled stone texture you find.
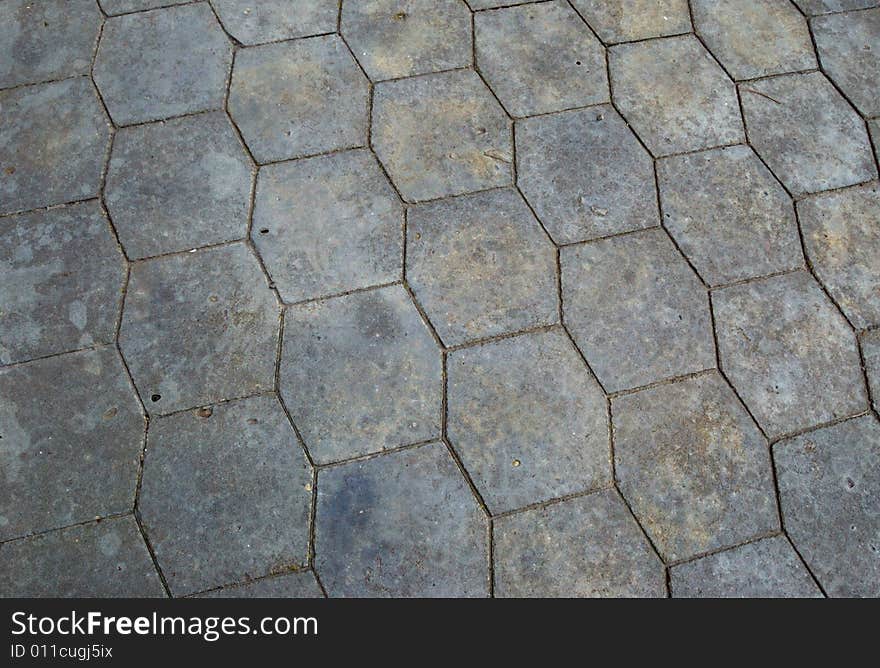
[99,0,190,14]
[212,0,338,45]
[199,571,324,599]
[793,0,879,14]
[870,119,880,162]
[862,329,880,411]
[569,0,691,44]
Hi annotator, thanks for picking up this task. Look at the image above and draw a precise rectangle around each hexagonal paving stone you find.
[119,243,278,414]
[793,0,879,16]
[714,271,866,439]
[0,78,110,215]
[212,0,338,45]
[280,285,441,464]
[569,0,691,44]
[494,489,665,598]
[739,72,877,196]
[253,149,403,304]
[474,1,608,118]
[613,372,779,562]
[406,188,557,346]
[516,106,657,244]
[93,3,232,126]
[561,228,714,393]
[315,442,488,597]
[0,347,144,541]
[199,571,324,598]
[775,415,880,597]
[99,0,190,14]
[105,112,253,260]
[372,69,512,202]
[657,145,803,287]
[609,35,744,156]
[862,329,880,411]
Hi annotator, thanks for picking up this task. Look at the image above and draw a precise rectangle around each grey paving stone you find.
[739,72,877,196]
[467,0,532,9]
[280,285,441,464]
[0,78,110,215]
[212,0,338,45]
[93,3,232,126]
[315,442,488,597]
[140,395,312,596]
[199,571,324,598]
[862,329,880,412]
[569,0,691,44]
[870,118,880,163]
[0,201,125,365]
[105,112,253,260]
[0,348,144,541]
[99,0,191,14]
[561,228,714,393]
[406,188,557,346]
[714,271,866,439]
[253,149,403,304]
[609,35,744,157]
[119,243,278,414]
[775,415,880,597]
[657,145,803,287]
[516,106,657,244]
[793,0,879,16]
[494,489,665,598]
[372,69,512,202]
[474,1,608,118]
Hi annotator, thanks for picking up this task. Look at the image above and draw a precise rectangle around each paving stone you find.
[474,1,608,118]
[516,106,657,244]
[199,571,324,598]
[372,69,512,202]
[315,442,488,597]
[280,285,441,464]
[657,145,803,287]
[714,271,866,439]
[561,228,714,393]
[0,348,144,541]
[609,35,744,157]
[870,118,880,163]
[119,243,278,414]
[862,329,880,412]
[467,0,532,9]
[494,489,665,598]
[406,188,557,346]
[775,415,880,597]
[253,149,403,304]
[99,0,191,14]
[212,0,338,45]
[793,0,880,16]
[140,395,312,596]
[105,112,253,260]
[739,72,877,196]
[93,4,232,126]
[569,0,691,44]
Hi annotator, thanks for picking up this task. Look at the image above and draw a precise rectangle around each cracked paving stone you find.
[793,0,880,16]
[139,395,312,596]
[494,489,665,598]
[609,35,744,157]
[105,112,253,260]
[99,0,191,14]
[714,271,866,439]
[0,348,144,541]
[466,0,533,9]
[371,69,512,202]
[119,243,278,414]
[280,285,441,464]
[657,145,803,287]
[561,228,714,393]
[569,0,691,44]
[739,72,877,196]
[252,149,403,304]
[315,442,488,597]
[870,119,880,163]
[212,0,338,45]
[862,329,880,412]
[406,188,557,346]
[775,415,880,597]
[474,1,608,118]
[199,571,324,599]
[93,3,232,126]
[613,372,779,562]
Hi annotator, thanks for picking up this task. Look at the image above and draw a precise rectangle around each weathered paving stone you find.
[406,188,557,346]
[870,119,880,163]
[99,0,190,14]
[140,395,312,596]
[212,0,338,45]
[657,145,803,287]
[467,0,532,9]
[561,228,714,393]
[610,35,744,156]
[105,112,253,260]
[0,348,144,541]
[119,244,278,414]
[516,106,657,244]
[228,35,369,164]
[474,1,608,118]
[494,489,665,598]
[775,415,880,597]
[315,442,488,597]
[280,285,441,464]
[253,149,403,304]
[862,329,880,411]
[793,0,880,16]
[739,72,877,196]
[372,70,512,202]
[199,571,323,599]
[93,3,232,126]
[569,0,691,44]
[714,271,866,439]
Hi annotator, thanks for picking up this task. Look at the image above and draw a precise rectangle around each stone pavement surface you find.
[0,1,878,599]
